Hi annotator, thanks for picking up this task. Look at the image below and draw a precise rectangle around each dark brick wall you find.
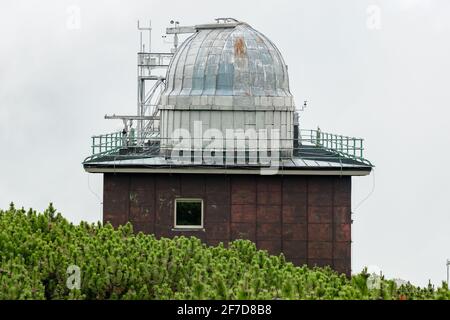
[103,173,352,275]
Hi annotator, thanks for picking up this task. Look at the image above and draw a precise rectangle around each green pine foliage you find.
[0,203,449,300]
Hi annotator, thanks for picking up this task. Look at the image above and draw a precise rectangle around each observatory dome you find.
[159,19,295,156]
[160,21,294,109]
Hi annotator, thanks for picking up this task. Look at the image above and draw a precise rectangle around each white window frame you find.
[174,198,204,229]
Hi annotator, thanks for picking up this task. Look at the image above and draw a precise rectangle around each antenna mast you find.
[137,20,152,53]
[104,20,185,149]
[137,20,152,140]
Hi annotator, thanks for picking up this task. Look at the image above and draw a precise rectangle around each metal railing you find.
[85,129,371,165]
[299,129,366,163]
[138,52,173,67]
[91,131,125,156]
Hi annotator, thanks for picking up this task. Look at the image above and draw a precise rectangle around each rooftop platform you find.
[83,129,373,176]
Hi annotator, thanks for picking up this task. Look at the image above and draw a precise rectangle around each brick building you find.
[83,18,372,276]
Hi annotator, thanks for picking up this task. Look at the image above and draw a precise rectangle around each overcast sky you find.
[1,0,449,287]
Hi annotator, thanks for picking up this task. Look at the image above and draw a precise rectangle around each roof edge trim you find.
[83,167,372,176]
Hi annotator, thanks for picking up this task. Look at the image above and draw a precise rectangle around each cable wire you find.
[87,173,102,204]
[353,168,375,212]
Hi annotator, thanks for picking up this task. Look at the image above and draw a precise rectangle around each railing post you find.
[92,137,95,155]
[360,139,363,159]
[353,138,356,159]
[346,136,349,155]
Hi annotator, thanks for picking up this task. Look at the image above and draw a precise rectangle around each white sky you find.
[1,0,449,287]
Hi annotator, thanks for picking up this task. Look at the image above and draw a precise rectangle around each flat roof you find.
[83,145,372,176]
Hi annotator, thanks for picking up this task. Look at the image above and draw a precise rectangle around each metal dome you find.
[160,20,294,110]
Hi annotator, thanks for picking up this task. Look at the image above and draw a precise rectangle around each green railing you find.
[84,128,371,165]
[299,129,369,164]
[91,131,123,155]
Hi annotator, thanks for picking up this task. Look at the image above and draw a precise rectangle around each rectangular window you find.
[174,198,203,229]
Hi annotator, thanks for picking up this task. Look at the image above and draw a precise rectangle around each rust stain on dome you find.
[234,37,246,58]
